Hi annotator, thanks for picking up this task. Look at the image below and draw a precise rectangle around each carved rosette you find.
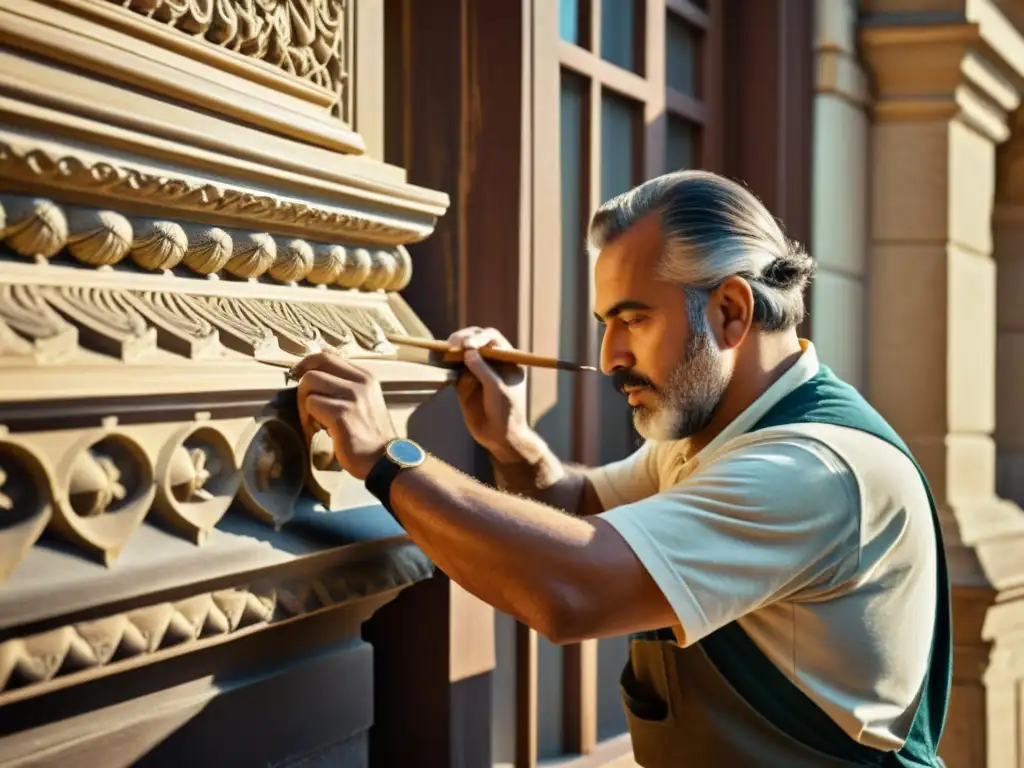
[236,418,307,529]
[53,430,156,566]
[154,424,241,544]
[0,436,56,583]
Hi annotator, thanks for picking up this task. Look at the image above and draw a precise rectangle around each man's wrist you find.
[489,432,565,491]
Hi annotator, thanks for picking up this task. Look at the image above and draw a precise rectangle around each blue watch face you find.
[387,439,425,467]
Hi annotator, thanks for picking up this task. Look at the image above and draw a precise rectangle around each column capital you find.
[862,21,1022,142]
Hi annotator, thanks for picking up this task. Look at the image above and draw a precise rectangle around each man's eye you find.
[622,316,646,327]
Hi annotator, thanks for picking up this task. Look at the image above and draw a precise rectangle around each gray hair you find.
[587,170,815,332]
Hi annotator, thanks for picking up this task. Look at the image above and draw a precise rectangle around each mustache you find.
[613,369,656,394]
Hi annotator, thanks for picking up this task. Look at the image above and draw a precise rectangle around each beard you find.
[613,324,729,442]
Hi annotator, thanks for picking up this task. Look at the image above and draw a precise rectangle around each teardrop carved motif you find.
[0,284,78,363]
[187,295,280,357]
[126,291,221,358]
[42,286,157,361]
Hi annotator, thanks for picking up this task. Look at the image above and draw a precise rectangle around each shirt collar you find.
[670,339,821,466]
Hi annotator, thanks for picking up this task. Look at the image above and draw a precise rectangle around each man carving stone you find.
[291,170,950,767]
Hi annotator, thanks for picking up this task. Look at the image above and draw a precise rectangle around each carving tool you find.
[383,333,598,372]
[261,337,598,383]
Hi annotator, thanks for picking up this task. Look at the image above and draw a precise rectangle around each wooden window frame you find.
[517,2,722,767]
[520,1,811,766]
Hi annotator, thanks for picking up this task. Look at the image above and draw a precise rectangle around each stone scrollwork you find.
[53,431,157,566]
[335,246,372,289]
[111,0,351,120]
[0,436,56,584]
[0,143,427,244]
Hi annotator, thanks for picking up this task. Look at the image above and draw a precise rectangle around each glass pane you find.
[560,0,579,44]
[534,71,588,466]
[601,0,636,72]
[600,91,637,202]
[667,115,695,171]
[598,90,637,467]
[534,71,589,760]
[666,12,698,96]
[596,87,641,742]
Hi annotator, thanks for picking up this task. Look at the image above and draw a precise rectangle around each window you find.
[532,0,720,763]
[665,0,709,173]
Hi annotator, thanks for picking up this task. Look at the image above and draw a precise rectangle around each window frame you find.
[517,1,724,765]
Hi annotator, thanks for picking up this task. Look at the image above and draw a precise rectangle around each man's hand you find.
[447,326,540,465]
[290,351,398,480]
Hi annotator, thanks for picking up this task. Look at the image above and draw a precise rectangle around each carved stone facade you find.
[838,1,1024,765]
[0,0,452,765]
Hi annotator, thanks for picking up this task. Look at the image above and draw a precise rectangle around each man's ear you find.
[708,276,754,350]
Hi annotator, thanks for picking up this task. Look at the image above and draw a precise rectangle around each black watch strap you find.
[365,451,401,514]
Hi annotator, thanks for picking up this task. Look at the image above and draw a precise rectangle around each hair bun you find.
[760,241,816,289]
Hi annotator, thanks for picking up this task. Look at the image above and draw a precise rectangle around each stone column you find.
[995,111,1024,507]
[861,9,1024,767]
[811,0,871,389]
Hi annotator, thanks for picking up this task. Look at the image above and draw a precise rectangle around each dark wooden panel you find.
[384,0,530,345]
[719,0,814,336]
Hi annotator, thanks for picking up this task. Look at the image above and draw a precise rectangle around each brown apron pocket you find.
[621,658,670,722]
[661,642,871,767]
[620,641,681,768]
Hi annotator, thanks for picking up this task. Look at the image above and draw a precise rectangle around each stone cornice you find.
[862,24,1020,141]
[0,136,443,248]
[861,1,1024,141]
[0,537,433,706]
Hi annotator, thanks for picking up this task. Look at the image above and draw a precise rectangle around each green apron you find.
[620,366,951,767]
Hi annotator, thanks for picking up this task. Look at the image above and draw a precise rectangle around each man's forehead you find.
[594,213,664,305]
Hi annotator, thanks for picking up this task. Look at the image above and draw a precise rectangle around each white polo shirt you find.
[589,342,938,752]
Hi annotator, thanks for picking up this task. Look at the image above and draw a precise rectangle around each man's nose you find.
[600,327,634,375]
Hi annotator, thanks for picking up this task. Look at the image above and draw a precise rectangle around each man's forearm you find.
[489,434,605,517]
[390,456,602,638]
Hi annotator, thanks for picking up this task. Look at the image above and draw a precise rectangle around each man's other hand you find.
[291,351,398,480]
[447,326,538,465]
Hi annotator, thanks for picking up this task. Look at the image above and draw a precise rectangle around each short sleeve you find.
[584,441,660,510]
[598,436,861,645]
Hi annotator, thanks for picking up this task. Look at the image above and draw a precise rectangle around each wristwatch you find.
[365,438,427,513]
